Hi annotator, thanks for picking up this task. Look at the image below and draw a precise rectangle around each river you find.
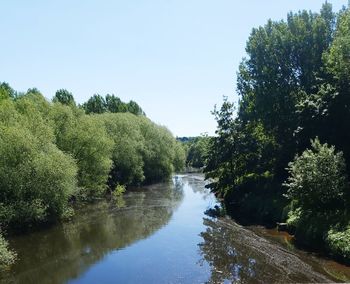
[1,174,350,283]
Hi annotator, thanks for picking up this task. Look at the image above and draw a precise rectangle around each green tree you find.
[205,97,238,195]
[127,100,144,115]
[53,89,76,106]
[173,141,186,172]
[0,82,16,101]
[105,94,127,113]
[50,104,113,199]
[319,7,350,168]
[100,113,145,187]
[237,3,336,176]
[0,100,78,228]
[83,94,107,114]
[139,117,179,183]
[186,135,210,168]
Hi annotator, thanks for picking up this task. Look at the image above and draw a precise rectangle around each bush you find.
[0,234,16,270]
[285,138,349,212]
[284,138,350,250]
[327,226,350,261]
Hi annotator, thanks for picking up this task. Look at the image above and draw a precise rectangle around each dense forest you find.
[0,85,185,268]
[204,3,350,263]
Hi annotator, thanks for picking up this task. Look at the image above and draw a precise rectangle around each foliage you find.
[0,82,16,101]
[53,89,76,106]
[49,103,113,199]
[284,138,349,212]
[186,135,210,168]
[0,234,16,270]
[327,226,350,261]
[0,98,78,229]
[237,2,336,175]
[286,207,303,228]
[126,100,144,115]
[82,94,107,114]
[113,184,126,197]
[173,141,186,172]
[82,94,144,115]
[100,113,145,187]
[139,117,184,183]
[205,97,237,195]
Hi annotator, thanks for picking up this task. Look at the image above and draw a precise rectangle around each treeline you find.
[0,84,185,268]
[53,89,145,115]
[205,3,350,262]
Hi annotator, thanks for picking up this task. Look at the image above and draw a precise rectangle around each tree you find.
[320,7,350,169]
[100,113,145,187]
[139,117,179,183]
[0,100,78,228]
[0,82,16,101]
[105,94,127,113]
[49,104,113,199]
[173,141,186,172]
[53,89,76,106]
[127,100,144,115]
[237,3,336,177]
[186,135,210,168]
[82,94,107,114]
[205,97,238,195]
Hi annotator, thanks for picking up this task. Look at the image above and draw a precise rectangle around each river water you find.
[1,174,350,283]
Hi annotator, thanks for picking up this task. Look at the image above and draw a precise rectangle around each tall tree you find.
[83,94,107,114]
[237,3,336,177]
[53,89,76,106]
[105,94,127,113]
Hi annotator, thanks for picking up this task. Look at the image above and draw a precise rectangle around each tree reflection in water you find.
[198,217,258,284]
[1,180,184,284]
[198,216,331,283]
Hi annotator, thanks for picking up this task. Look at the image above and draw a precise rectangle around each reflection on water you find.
[198,218,333,283]
[1,174,349,283]
[1,179,184,284]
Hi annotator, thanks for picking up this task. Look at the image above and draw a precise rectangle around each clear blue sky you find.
[0,1,346,136]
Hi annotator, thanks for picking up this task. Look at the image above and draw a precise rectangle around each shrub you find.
[284,138,349,212]
[326,226,350,261]
[0,234,16,270]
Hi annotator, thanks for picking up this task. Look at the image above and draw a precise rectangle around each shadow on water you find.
[0,179,184,284]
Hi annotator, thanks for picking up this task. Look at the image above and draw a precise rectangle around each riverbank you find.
[222,193,350,272]
[251,226,350,283]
